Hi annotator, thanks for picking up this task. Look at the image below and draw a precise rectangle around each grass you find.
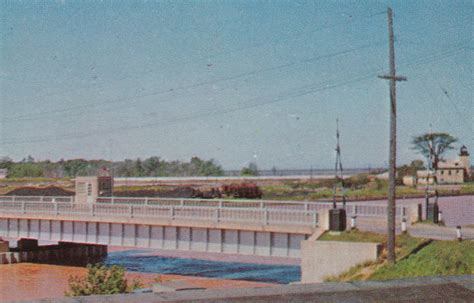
[370,240,474,280]
[113,185,171,192]
[0,177,72,183]
[261,182,474,201]
[323,230,473,282]
[321,230,430,282]
[319,230,426,260]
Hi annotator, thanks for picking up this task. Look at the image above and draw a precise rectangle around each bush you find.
[65,264,141,297]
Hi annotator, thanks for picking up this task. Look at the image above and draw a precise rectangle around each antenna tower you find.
[333,119,346,209]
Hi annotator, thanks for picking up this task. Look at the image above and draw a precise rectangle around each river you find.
[0,249,298,302]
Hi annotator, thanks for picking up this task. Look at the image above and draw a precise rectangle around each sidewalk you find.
[20,275,474,302]
[408,224,474,241]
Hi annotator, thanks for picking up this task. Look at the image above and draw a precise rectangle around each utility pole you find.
[378,7,407,264]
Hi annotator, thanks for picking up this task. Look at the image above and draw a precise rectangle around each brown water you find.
[0,263,273,302]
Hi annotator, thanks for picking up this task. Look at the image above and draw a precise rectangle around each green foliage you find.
[397,160,425,184]
[1,156,224,178]
[411,133,458,169]
[65,264,140,297]
[240,162,258,176]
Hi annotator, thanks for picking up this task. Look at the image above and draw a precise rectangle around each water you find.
[104,250,301,284]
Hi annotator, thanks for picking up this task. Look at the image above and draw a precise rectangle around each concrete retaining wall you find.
[301,240,381,283]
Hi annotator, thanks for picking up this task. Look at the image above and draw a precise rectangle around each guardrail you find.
[0,201,318,228]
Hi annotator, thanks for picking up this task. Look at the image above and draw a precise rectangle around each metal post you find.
[438,211,443,222]
[401,218,407,234]
[456,226,462,241]
[351,216,357,230]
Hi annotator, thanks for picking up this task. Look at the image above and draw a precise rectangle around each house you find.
[0,169,7,179]
[413,145,470,185]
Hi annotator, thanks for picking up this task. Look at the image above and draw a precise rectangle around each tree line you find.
[0,156,224,178]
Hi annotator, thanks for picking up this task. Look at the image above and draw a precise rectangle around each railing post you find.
[215,208,220,223]
[21,202,26,214]
[304,202,309,211]
[40,196,44,202]
[111,197,114,205]
[54,203,58,216]
[91,204,95,217]
[129,205,133,218]
[180,199,184,207]
[13,195,16,202]
[170,207,175,220]
[312,212,317,228]
[260,201,264,209]
[218,200,223,208]
[263,209,268,225]
[145,198,148,205]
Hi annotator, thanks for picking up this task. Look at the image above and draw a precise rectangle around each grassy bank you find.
[370,240,474,280]
[322,230,474,282]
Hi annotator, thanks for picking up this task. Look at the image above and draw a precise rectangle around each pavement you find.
[408,224,474,241]
[19,275,474,302]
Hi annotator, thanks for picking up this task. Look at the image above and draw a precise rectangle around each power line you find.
[1,43,468,146]
[2,41,386,123]
[6,10,386,105]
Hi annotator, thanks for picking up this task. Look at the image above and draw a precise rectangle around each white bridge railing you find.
[0,201,318,227]
[0,196,74,203]
[0,196,415,222]
[95,197,410,219]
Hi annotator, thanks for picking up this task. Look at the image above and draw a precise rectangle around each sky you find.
[0,1,472,170]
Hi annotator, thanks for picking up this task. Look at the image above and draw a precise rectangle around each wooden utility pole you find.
[378,7,406,264]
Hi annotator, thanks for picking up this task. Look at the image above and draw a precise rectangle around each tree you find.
[411,133,458,170]
[65,264,141,297]
[396,160,424,185]
[240,162,258,176]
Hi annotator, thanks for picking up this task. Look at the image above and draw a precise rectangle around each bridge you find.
[0,196,417,258]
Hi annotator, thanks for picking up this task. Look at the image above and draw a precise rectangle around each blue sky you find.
[0,1,472,169]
